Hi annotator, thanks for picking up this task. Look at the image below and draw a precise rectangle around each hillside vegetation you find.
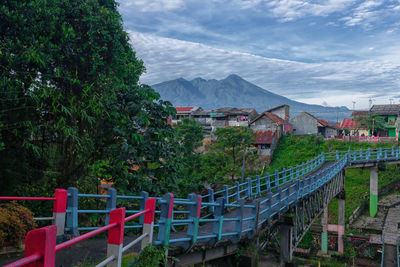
[269,135,400,223]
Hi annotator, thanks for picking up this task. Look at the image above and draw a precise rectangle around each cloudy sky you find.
[118,0,400,109]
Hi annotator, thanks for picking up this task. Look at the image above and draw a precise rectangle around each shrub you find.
[0,201,36,247]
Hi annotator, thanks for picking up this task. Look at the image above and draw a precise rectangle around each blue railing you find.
[64,147,400,248]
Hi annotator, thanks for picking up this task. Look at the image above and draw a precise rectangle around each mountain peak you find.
[225,74,243,81]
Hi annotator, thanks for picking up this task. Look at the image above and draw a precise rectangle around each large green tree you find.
[212,127,256,180]
[0,0,176,195]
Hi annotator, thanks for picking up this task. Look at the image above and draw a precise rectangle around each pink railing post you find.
[26,225,57,267]
[141,197,156,249]
[53,189,67,236]
[107,207,126,267]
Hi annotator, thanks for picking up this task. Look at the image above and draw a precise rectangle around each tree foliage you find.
[212,127,256,180]
[354,113,385,135]
[0,0,176,195]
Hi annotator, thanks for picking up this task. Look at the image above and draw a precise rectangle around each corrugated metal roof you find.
[254,130,275,144]
[370,105,400,115]
[249,111,286,125]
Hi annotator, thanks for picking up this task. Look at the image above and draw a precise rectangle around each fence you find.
[2,147,400,266]
[0,189,67,235]
[4,197,156,267]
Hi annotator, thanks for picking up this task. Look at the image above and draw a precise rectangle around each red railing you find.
[0,189,68,235]
[5,197,156,267]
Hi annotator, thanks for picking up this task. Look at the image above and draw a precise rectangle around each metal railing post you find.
[53,189,67,236]
[66,187,79,237]
[235,182,240,202]
[208,189,215,214]
[223,185,229,204]
[211,197,225,244]
[25,225,57,267]
[256,175,261,197]
[106,208,125,267]
[246,177,252,199]
[141,198,156,249]
[105,188,117,225]
[186,194,202,246]
[139,191,149,225]
[157,193,174,247]
[232,199,244,243]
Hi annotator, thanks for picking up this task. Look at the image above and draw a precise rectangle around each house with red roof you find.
[172,106,202,123]
[340,118,369,136]
[290,112,338,138]
[249,110,293,156]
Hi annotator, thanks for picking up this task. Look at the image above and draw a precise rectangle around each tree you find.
[175,118,204,156]
[0,0,176,195]
[212,127,256,180]
[354,113,385,136]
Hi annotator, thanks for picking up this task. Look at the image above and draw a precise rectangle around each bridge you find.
[2,147,400,267]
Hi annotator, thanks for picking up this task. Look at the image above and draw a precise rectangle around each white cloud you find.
[120,0,184,12]
[129,31,400,109]
[265,0,356,21]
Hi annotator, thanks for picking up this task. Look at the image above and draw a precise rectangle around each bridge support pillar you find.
[370,166,378,217]
[321,206,328,254]
[279,222,293,266]
[337,192,345,254]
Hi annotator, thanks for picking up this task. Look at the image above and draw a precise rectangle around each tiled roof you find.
[318,119,332,126]
[254,130,275,145]
[340,118,357,129]
[334,123,341,129]
[352,110,369,117]
[266,104,289,112]
[302,112,333,127]
[250,111,286,125]
[176,106,195,112]
[370,105,400,115]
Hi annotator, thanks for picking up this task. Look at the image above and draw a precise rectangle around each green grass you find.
[269,135,400,224]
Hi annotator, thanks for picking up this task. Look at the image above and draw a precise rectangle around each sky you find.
[117,0,400,110]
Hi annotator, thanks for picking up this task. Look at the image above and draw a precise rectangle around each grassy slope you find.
[269,135,400,224]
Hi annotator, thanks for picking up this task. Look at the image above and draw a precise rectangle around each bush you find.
[0,201,36,247]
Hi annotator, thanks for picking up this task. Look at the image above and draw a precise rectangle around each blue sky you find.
[118,0,400,109]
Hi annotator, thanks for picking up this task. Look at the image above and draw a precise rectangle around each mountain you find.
[152,74,351,122]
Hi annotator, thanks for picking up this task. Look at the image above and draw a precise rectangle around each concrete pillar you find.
[370,167,378,217]
[338,195,345,254]
[279,223,293,266]
[321,206,328,254]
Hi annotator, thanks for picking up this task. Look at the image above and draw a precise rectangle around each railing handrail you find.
[5,197,157,267]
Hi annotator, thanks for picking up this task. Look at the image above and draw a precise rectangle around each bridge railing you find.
[5,197,157,267]
[325,147,400,162]
[0,189,67,236]
[64,153,326,236]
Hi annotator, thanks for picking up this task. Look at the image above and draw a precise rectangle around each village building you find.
[266,104,290,122]
[172,106,202,124]
[208,107,258,132]
[290,112,338,138]
[340,118,369,136]
[370,104,400,138]
[249,111,290,156]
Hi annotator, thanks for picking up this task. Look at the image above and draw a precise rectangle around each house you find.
[266,104,290,122]
[249,110,292,156]
[208,107,258,132]
[172,106,202,124]
[340,118,369,136]
[254,130,276,156]
[370,105,400,137]
[191,109,213,134]
[290,112,338,138]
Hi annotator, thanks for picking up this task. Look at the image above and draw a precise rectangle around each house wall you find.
[250,117,277,131]
[290,113,317,135]
[228,121,248,127]
[270,106,289,121]
[324,127,338,138]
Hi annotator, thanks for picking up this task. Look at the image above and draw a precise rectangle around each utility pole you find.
[352,101,356,111]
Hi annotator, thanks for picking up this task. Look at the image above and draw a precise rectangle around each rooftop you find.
[370,105,400,115]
